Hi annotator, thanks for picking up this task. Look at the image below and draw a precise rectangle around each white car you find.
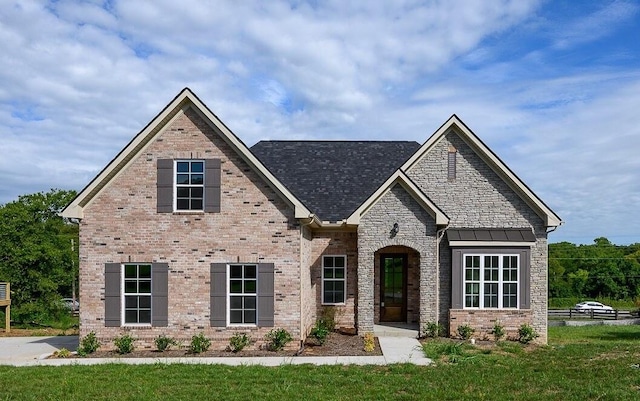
[61,298,80,311]
[574,301,613,313]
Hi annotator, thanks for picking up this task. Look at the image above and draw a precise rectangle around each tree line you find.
[549,237,640,301]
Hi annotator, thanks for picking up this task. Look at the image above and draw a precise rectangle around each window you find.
[228,264,257,325]
[175,160,204,211]
[322,255,346,304]
[463,254,519,309]
[122,264,152,325]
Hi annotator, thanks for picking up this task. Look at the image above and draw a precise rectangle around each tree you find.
[0,189,78,323]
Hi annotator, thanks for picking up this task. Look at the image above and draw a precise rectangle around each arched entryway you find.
[374,245,420,324]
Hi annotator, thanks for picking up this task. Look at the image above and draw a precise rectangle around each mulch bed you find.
[50,332,382,359]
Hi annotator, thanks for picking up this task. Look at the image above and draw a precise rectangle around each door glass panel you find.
[383,257,404,306]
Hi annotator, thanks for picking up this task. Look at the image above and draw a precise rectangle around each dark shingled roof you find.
[250,141,421,222]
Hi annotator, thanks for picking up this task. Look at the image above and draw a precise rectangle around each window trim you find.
[121,263,153,327]
[173,159,205,212]
[462,254,520,310]
[321,255,347,305]
[226,264,258,327]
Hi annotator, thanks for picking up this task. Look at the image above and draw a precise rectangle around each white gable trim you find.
[401,115,562,228]
[61,88,312,219]
[346,170,449,226]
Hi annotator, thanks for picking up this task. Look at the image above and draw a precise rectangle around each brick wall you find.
[449,309,534,341]
[79,107,302,350]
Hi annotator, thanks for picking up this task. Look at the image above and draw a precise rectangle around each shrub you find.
[265,328,293,351]
[492,321,505,342]
[228,332,251,353]
[310,320,330,345]
[53,348,72,358]
[363,332,375,352]
[114,334,135,354]
[422,321,445,338]
[517,324,539,344]
[155,335,178,352]
[457,324,475,340]
[189,333,211,354]
[318,306,337,332]
[77,331,100,357]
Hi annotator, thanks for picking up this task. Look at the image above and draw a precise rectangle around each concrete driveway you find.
[0,336,78,365]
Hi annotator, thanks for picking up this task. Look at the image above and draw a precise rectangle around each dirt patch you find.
[51,332,382,359]
[0,327,79,337]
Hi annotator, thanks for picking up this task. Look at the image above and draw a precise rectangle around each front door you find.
[380,254,407,322]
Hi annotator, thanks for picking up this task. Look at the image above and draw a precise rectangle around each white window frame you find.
[463,254,519,309]
[121,263,152,326]
[321,255,347,305]
[227,264,258,327]
[174,159,205,212]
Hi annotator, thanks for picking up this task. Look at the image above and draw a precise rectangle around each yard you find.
[1,325,639,400]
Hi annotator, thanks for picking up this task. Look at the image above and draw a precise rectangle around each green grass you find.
[1,325,640,400]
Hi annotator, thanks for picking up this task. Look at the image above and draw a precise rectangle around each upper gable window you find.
[175,160,204,211]
[448,145,457,180]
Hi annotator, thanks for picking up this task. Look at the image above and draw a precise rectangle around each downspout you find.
[297,215,316,355]
[434,225,449,329]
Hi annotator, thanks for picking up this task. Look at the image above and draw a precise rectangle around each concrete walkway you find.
[0,331,431,367]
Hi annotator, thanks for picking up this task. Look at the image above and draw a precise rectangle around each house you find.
[61,88,561,348]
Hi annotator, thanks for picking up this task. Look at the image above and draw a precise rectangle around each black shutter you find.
[210,263,227,327]
[204,159,221,213]
[152,263,168,327]
[257,263,275,327]
[157,159,173,213]
[104,263,121,327]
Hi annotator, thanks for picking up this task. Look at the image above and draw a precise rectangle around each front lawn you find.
[1,325,639,400]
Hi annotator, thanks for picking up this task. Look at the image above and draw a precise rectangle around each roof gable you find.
[251,141,420,222]
[401,115,562,228]
[61,88,312,219]
[346,169,449,226]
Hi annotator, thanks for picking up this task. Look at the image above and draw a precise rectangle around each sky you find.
[0,0,639,245]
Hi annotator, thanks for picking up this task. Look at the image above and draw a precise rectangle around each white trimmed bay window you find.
[463,254,519,309]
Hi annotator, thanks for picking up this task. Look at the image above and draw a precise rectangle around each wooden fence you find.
[548,309,634,320]
[0,282,10,333]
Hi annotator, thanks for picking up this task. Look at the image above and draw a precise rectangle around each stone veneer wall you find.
[406,130,548,343]
[80,107,302,350]
[357,185,437,334]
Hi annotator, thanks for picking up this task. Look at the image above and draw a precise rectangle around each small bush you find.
[77,331,100,357]
[310,321,330,345]
[492,321,505,342]
[53,348,72,358]
[265,328,293,351]
[114,334,135,354]
[318,306,337,332]
[517,324,539,344]
[457,324,475,340]
[155,335,178,352]
[228,332,251,353]
[363,332,375,352]
[189,333,211,354]
[423,321,445,338]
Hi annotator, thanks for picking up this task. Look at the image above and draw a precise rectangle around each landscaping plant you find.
[113,334,135,354]
[492,321,505,342]
[228,332,251,353]
[457,324,475,340]
[517,323,539,344]
[310,320,330,345]
[189,333,211,354]
[363,332,375,352]
[422,321,445,338]
[154,335,178,352]
[265,328,293,351]
[77,331,100,357]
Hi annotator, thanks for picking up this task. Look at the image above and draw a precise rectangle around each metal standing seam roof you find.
[250,141,421,222]
[446,228,536,242]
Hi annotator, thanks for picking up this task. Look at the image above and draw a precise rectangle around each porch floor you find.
[373,323,419,338]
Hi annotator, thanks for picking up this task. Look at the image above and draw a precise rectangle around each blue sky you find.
[1,0,639,245]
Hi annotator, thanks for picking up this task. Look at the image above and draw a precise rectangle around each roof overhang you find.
[402,115,562,229]
[61,88,313,220]
[447,228,537,247]
[346,169,449,226]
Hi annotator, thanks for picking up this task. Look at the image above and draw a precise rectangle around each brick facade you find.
[80,107,302,350]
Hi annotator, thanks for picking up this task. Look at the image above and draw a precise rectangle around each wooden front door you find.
[380,254,407,322]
